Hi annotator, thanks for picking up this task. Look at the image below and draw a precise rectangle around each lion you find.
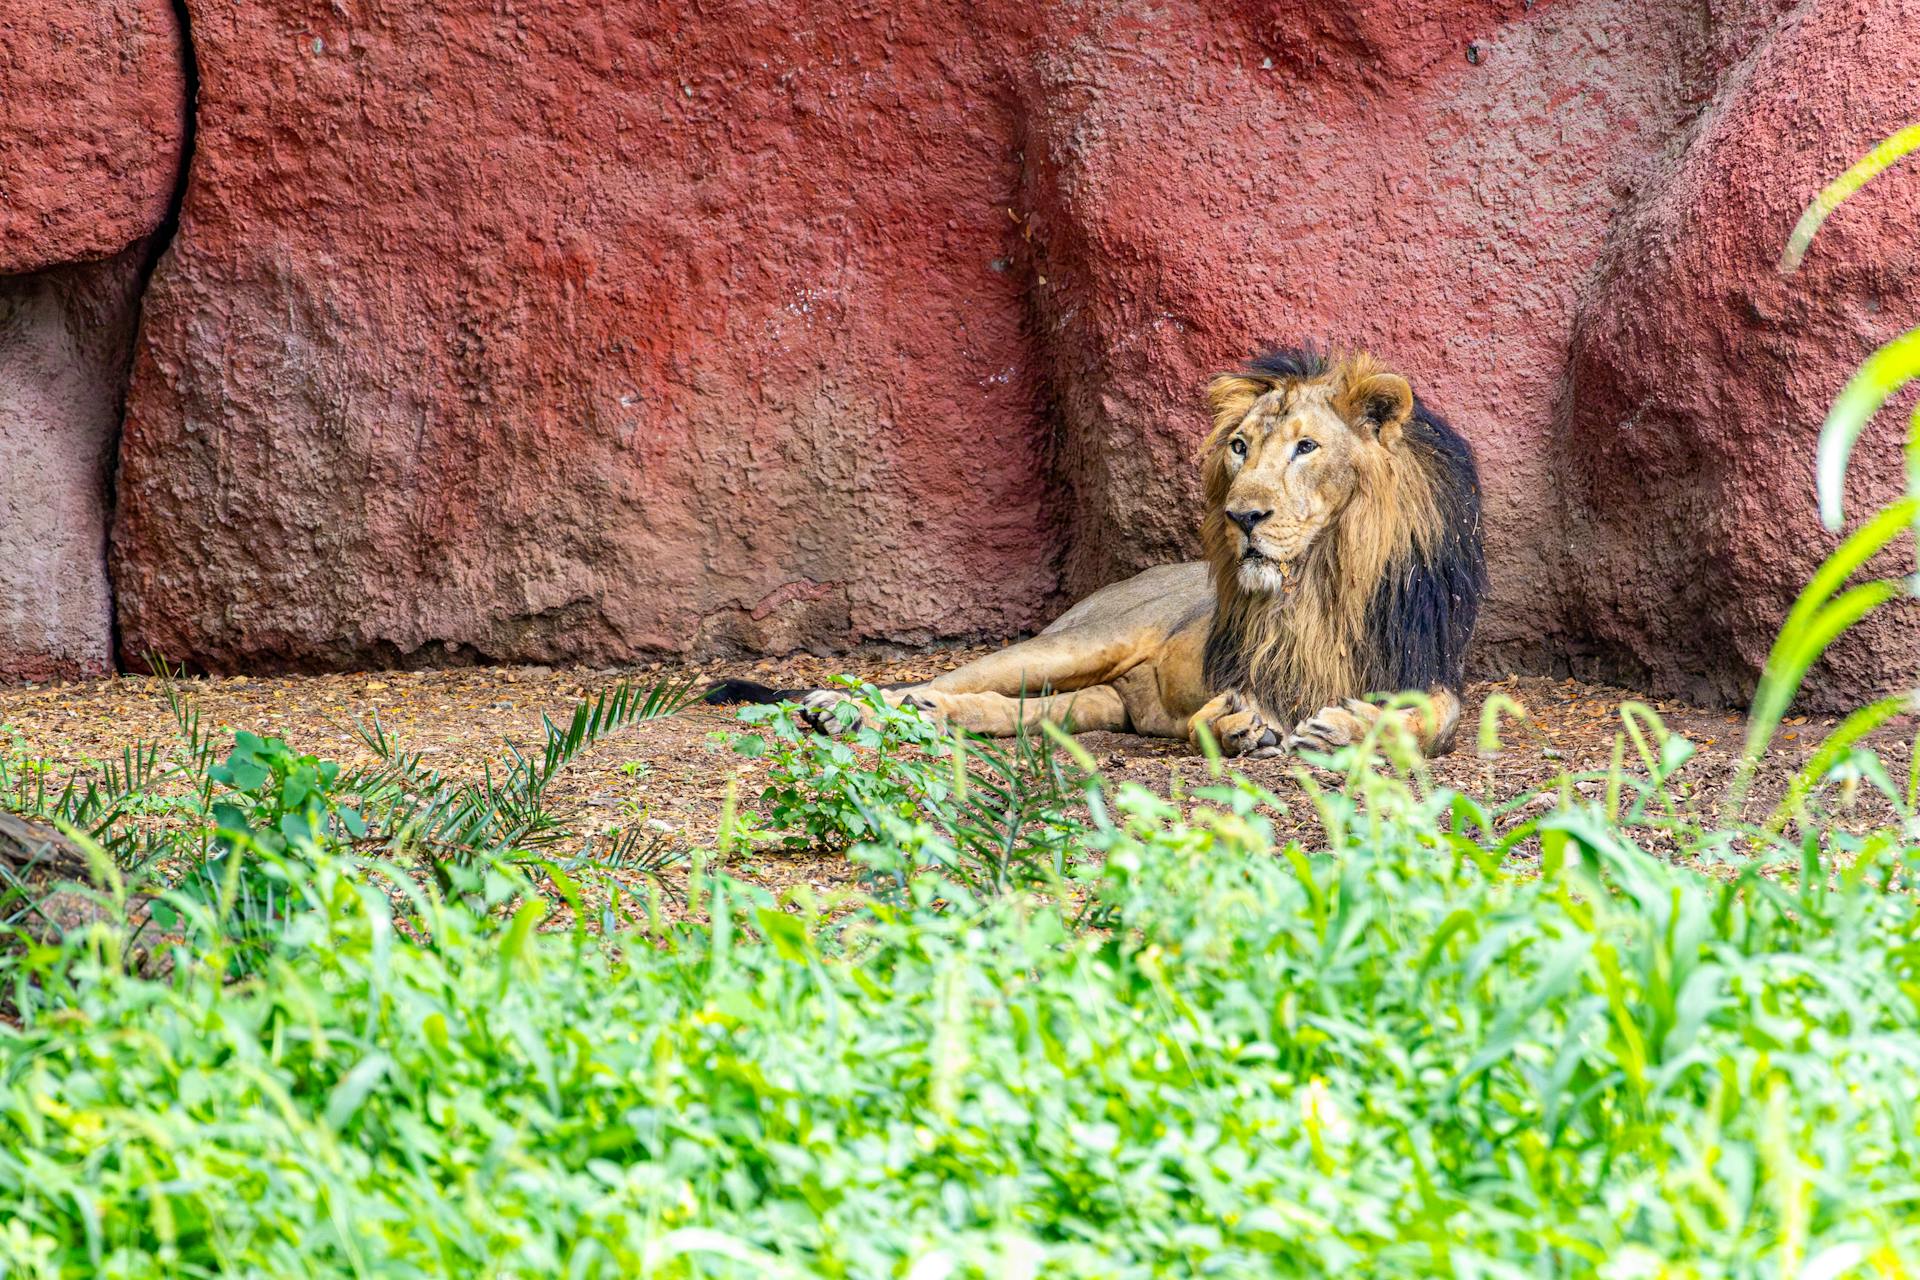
[709,347,1485,757]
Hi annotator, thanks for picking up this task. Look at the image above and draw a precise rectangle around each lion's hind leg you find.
[919,630,1139,700]
[799,627,1139,733]
[911,684,1129,738]
[802,683,1128,739]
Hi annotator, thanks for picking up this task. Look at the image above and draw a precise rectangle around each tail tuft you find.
[702,678,804,706]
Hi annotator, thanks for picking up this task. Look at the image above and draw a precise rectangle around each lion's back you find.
[1042,561,1212,637]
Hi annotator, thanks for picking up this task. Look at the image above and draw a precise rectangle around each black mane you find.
[1360,395,1485,695]
[1244,344,1331,381]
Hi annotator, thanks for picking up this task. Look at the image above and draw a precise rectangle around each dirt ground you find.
[0,648,1907,914]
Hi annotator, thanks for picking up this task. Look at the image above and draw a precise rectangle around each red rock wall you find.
[0,0,185,680]
[0,0,186,274]
[114,1,1063,670]
[8,0,1920,707]
[1561,0,1920,705]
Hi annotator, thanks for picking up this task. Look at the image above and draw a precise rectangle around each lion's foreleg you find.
[1286,686,1462,758]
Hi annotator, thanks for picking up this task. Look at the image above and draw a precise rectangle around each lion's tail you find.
[701,678,808,706]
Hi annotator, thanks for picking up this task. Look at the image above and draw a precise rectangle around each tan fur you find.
[797,352,1467,758]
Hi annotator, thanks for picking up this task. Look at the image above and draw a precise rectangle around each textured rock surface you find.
[0,0,187,274]
[1561,0,1920,706]
[0,0,181,680]
[83,0,1920,703]
[0,247,149,681]
[115,1,1060,670]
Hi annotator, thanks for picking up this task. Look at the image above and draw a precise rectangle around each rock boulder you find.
[0,248,150,681]
[0,0,186,274]
[1560,0,1920,706]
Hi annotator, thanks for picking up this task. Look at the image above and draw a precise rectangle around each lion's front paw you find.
[1202,693,1286,758]
[1287,701,1370,754]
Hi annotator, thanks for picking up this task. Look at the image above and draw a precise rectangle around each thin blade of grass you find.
[1779,123,1920,275]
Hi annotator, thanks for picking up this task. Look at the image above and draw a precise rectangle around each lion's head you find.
[1201,351,1420,597]
[1199,348,1485,722]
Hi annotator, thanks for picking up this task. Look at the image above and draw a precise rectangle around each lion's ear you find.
[1346,372,1414,446]
[1205,374,1269,435]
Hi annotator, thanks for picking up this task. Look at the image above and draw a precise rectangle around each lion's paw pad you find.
[1213,697,1286,758]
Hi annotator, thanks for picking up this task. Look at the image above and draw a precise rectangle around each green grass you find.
[3,687,1920,1277]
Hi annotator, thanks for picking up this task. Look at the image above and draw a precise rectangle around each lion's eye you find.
[1293,439,1319,459]
[1229,438,1249,458]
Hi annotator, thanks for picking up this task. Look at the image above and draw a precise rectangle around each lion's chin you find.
[1236,556,1298,598]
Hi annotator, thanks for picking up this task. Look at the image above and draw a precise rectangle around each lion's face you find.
[1201,361,1415,597]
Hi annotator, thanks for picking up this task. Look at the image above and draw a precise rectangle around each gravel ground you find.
[1,649,1907,922]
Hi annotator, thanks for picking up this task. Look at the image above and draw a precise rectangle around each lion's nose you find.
[1226,508,1272,537]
